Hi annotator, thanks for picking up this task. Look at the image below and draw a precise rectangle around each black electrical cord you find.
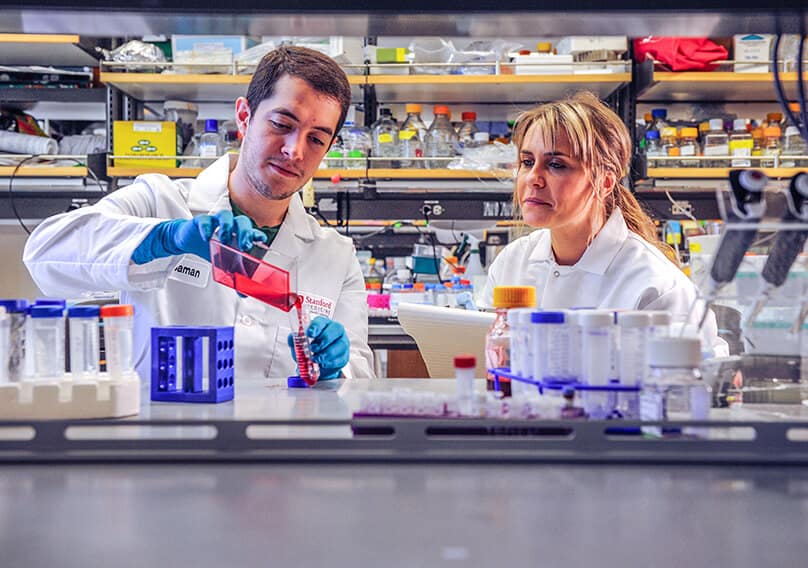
[773,31,808,143]
[7,153,105,235]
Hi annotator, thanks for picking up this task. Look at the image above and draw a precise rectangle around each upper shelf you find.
[365,73,630,103]
[100,72,365,103]
[0,34,98,67]
[638,71,805,102]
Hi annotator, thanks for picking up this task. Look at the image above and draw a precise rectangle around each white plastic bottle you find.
[617,311,652,385]
[531,311,569,384]
[454,354,477,417]
[68,305,100,378]
[579,311,616,386]
[101,304,135,379]
[29,305,65,380]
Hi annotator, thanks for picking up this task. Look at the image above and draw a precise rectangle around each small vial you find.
[68,305,101,378]
[0,299,29,382]
[101,304,135,379]
[531,311,569,384]
[617,311,652,385]
[29,305,66,380]
[0,307,8,383]
[579,311,616,386]
[454,354,477,417]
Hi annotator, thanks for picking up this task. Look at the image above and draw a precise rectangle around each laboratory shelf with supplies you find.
[638,70,806,103]
[0,33,98,67]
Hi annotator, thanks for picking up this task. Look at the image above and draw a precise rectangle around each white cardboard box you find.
[734,34,774,73]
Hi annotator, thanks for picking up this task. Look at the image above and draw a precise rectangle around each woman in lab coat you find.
[483,91,726,356]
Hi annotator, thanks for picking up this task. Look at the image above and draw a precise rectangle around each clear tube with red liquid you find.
[293,296,320,385]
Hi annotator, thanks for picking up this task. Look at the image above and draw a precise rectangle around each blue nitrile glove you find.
[287,316,350,381]
[132,211,267,265]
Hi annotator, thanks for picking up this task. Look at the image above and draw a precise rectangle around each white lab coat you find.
[483,208,728,358]
[24,155,375,380]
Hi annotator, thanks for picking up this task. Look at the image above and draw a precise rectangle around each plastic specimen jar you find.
[0,299,29,382]
[579,311,616,386]
[455,354,477,416]
[68,305,100,378]
[531,311,568,383]
[101,304,135,379]
[29,305,65,379]
[617,311,652,385]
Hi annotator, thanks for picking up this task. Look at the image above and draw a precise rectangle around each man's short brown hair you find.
[246,46,352,137]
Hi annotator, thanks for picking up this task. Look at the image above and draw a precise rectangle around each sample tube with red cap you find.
[101,304,135,379]
[454,354,476,416]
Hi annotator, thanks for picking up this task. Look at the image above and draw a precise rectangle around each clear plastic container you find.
[29,305,65,380]
[729,119,753,168]
[0,299,28,383]
[199,118,223,159]
[702,119,729,168]
[68,305,100,378]
[579,311,616,386]
[400,104,428,168]
[564,310,584,382]
[425,105,458,169]
[506,308,534,388]
[457,111,480,150]
[644,130,663,168]
[0,307,7,384]
[641,337,710,436]
[101,304,135,380]
[678,127,701,168]
[617,311,652,384]
[760,126,782,168]
[371,108,399,169]
[340,121,372,170]
[781,126,806,168]
[531,311,569,384]
[324,141,345,169]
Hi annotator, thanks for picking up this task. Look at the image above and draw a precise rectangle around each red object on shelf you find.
[210,239,296,312]
[633,37,728,72]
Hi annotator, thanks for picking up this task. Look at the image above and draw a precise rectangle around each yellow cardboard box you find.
[113,121,176,168]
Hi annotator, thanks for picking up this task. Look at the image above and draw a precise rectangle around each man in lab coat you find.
[24,46,374,380]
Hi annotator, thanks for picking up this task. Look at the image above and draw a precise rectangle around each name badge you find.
[168,255,211,288]
[297,292,336,319]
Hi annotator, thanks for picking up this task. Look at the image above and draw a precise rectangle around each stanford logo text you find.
[174,264,200,279]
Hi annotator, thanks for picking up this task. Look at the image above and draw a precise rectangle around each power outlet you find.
[670,200,693,217]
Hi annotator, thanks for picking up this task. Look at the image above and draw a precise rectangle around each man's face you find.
[235,74,342,201]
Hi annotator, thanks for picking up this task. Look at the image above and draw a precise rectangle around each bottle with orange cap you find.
[425,105,458,169]
[100,304,135,379]
[400,103,427,168]
[485,285,536,395]
[760,125,782,168]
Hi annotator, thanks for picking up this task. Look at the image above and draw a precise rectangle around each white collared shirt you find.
[24,155,375,379]
[483,208,727,357]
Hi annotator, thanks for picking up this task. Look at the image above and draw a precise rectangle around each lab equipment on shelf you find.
[150,326,235,403]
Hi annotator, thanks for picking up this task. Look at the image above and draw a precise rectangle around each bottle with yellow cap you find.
[485,285,536,394]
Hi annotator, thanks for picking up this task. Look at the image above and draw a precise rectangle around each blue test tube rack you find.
[151,326,235,403]
[488,367,641,396]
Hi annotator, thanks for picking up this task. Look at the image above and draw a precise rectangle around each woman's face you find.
[516,126,599,230]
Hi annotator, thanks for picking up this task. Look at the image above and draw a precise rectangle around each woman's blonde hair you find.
[512,91,677,264]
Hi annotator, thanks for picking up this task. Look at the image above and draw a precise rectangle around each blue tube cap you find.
[35,298,66,308]
[531,311,565,324]
[67,305,101,318]
[0,299,29,313]
[29,305,64,318]
[287,376,310,388]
